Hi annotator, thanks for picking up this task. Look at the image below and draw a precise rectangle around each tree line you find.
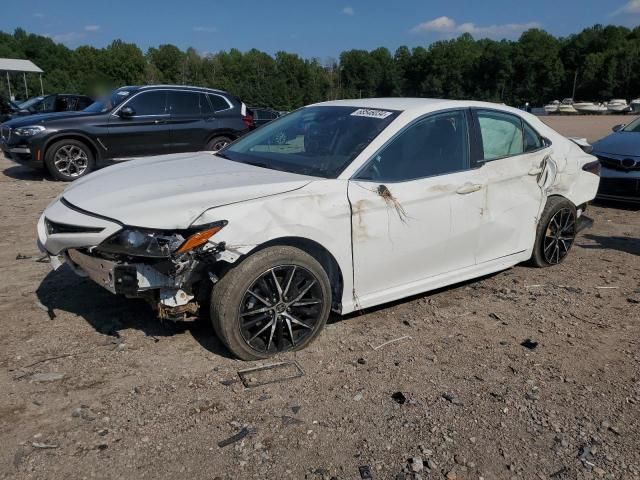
[1,24,639,110]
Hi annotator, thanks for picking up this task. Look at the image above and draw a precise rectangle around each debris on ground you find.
[217,427,255,448]
[358,465,373,479]
[31,442,59,449]
[280,415,304,426]
[442,393,463,405]
[237,361,304,388]
[520,338,539,350]
[371,335,411,350]
[391,392,406,405]
[28,372,65,383]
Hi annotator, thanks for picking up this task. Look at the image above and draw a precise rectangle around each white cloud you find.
[342,6,354,16]
[410,16,540,39]
[611,0,640,16]
[33,13,45,19]
[83,25,100,32]
[193,26,217,33]
[49,32,85,43]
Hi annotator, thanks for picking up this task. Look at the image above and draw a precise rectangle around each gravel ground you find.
[0,117,638,480]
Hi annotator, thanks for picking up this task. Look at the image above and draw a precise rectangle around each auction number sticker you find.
[351,108,393,119]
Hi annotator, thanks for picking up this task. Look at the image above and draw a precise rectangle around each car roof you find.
[311,97,528,117]
[135,84,229,95]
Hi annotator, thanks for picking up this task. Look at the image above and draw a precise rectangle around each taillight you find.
[582,160,601,176]
[242,114,254,128]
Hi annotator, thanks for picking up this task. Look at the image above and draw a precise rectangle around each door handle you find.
[456,183,483,194]
[528,166,543,175]
[154,119,166,124]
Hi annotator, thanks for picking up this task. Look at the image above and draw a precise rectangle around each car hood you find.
[3,110,97,127]
[62,152,315,229]
[592,132,640,157]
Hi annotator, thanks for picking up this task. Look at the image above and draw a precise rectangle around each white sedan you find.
[37,99,601,359]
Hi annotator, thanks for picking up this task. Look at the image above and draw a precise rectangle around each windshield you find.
[19,96,45,110]
[220,106,400,178]
[623,117,640,132]
[83,89,135,113]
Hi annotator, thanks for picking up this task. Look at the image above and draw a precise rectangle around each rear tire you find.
[210,246,332,360]
[529,197,577,267]
[206,136,232,152]
[44,139,95,181]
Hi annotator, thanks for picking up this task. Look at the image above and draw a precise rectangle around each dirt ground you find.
[0,117,638,480]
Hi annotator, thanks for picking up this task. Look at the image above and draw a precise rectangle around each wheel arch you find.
[44,133,101,162]
[205,130,237,145]
[544,193,575,207]
[243,236,345,312]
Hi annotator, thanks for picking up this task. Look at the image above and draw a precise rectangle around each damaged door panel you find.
[347,169,485,309]
[472,109,555,264]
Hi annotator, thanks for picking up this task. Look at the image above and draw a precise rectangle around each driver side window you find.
[356,110,469,182]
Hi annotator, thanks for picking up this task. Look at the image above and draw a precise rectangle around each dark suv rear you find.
[0,85,253,181]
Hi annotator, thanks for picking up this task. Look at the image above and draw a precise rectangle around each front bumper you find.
[597,167,640,202]
[1,138,43,169]
[38,197,203,316]
[66,248,172,295]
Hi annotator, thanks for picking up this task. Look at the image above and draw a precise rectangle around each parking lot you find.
[0,117,639,479]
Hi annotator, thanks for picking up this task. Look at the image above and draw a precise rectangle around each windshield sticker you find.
[116,91,130,96]
[351,108,393,119]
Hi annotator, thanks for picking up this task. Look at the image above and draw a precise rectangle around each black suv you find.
[1,85,253,181]
[19,94,94,115]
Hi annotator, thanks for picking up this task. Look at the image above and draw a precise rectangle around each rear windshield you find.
[219,106,400,178]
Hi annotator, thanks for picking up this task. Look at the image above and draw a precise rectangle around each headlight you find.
[14,125,45,137]
[98,221,227,258]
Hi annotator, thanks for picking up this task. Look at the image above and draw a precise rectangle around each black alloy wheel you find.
[238,265,324,354]
[543,207,576,264]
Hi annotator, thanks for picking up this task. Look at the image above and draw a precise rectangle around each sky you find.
[2,0,640,58]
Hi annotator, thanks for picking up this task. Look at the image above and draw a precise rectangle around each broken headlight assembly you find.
[97,221,227,258]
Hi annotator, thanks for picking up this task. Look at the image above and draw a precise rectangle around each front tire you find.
[44,139,95,181]
[210,246,332,360]
[529,197,577,267]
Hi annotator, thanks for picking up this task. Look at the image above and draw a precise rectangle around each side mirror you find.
[118,106,135,118]
[612,124,625,132]
[541,137,552,147]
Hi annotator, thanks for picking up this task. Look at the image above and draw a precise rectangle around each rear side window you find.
[40,95,56,112]
[209,94,231,112]
[523,122,543,152]
[125,91,167,116]
[57,96,76,111]
[76,96,93,110]
[169,91,201,116]
[357,110,469,182]
[477,110,523,160]
[200,93,213,115]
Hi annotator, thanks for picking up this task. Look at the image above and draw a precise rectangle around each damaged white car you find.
[38,99,600,359]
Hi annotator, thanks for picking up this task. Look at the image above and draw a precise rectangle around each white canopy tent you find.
[0,58,44,100]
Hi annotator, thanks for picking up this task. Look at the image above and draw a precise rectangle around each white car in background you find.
[37,99,601,360]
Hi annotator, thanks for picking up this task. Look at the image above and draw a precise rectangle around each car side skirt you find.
[341,250,530,313]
